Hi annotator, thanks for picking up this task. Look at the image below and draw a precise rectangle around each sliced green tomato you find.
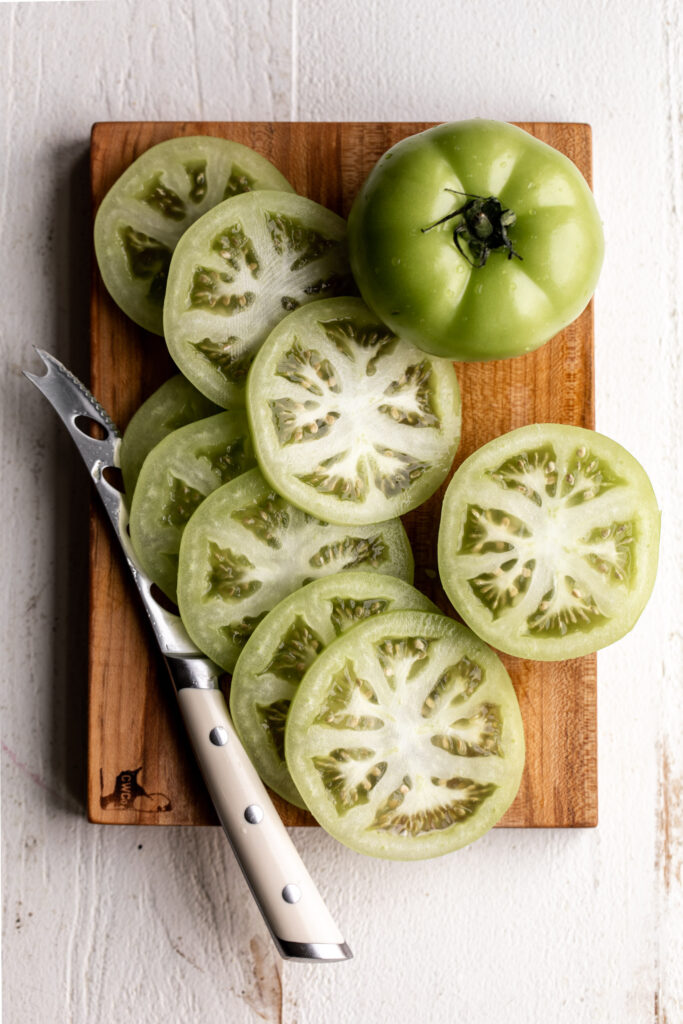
[129,411,255,602]
[94,136,293,335]
[120,375,221,500]
[163,191,355,408]
[230,572,438,808]
[438,424,661,660]
[177,468,413,672]
[246,297,461,525]
[285,610,524,859]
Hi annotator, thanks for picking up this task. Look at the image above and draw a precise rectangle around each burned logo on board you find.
[99,767,172,812]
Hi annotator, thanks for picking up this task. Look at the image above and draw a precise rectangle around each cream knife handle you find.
[176,686,352,962]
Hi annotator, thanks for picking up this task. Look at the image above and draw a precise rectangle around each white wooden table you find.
[1,1,681,1021]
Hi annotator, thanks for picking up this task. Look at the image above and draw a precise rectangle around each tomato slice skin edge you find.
[163,191,354,409]
[246,296,462,526]
[120,374,221,501]
[437,424,660,661]
[230,571,439,809]
[176,468,415,672]
[94,136,294,334]
[285,609,525,860]
[128,410,255,602]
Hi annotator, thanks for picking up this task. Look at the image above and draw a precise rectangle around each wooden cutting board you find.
[88,121,597,829]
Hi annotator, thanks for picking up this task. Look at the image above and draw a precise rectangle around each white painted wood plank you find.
[288,0,683,1022]
[653,1,683,1019]
[1,2,292,1021]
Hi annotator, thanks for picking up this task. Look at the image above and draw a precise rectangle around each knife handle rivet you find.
[244,804,264,824]
[282,884,302,904]
[209,726,229,746]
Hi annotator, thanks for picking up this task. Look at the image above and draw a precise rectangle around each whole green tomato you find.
[348,120,604,361]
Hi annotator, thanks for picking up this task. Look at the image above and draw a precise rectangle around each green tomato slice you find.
[348,120,604,361]
[438,424,660,660]
[230,572,438,808]
[163,191,355,408]
[129,411,256,602]
[120,374,221,500]
[94,136,294,335]
[177,468,414,672]
[247,297,461,525]
[285,610,524,859]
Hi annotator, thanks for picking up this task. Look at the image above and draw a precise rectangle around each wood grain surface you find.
[89,120,597,829]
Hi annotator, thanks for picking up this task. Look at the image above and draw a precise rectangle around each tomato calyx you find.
[421,190,522,268]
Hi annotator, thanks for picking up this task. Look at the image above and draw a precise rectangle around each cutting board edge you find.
[88,119,598,830]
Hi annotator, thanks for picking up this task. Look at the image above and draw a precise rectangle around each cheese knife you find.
[24,348,352,964]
